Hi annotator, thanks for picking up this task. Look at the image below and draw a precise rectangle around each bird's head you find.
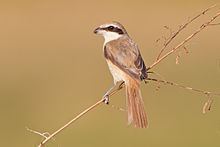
[94,21,127,43]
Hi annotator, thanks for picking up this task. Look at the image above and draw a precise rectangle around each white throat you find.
[103,32,122,45]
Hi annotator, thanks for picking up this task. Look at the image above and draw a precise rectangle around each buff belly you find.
[106,60,127,85]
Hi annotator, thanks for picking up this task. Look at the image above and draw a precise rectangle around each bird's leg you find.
[102,87,114,105]
[102,81,125,104]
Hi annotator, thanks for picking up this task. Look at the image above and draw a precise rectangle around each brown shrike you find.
[94,22,148,128]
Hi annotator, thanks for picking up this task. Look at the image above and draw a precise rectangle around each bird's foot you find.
[102,95,110,105]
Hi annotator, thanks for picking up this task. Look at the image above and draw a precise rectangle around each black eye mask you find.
[103,26,124,34]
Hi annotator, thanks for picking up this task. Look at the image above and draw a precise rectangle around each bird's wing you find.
[104,37,147,81]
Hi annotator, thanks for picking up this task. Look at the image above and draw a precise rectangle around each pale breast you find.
[106,60,127,85]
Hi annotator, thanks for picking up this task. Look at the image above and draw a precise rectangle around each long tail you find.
[125,78,148,128]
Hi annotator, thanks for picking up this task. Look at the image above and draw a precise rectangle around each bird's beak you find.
[93,27,100,34]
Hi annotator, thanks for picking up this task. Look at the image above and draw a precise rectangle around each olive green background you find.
[0,1,220,147]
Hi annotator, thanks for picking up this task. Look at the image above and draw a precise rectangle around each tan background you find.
[0,0,220,147]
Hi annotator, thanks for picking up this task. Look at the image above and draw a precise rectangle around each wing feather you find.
[104,36,147,81]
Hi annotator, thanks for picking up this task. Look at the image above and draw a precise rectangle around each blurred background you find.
[0,0,220,147]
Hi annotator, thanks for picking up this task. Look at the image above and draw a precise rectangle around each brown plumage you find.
[104,36,147,81]
[126,78,147,128]
[94,22,148,128]
[104,36,148,128]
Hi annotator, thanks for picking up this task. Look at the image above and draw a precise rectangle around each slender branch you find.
[29,83,125,147]
[156,4,217,60]
[36,99,103,147]
[146,77,219,114]
[146,77,220,97]
[209,22,220,26]
[148,12,220,70]
[202,96,213,114]
[26,127,49,139]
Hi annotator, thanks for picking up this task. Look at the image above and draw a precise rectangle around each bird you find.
[94,21,148,128]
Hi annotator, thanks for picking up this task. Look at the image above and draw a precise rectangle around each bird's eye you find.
[108,26,114,30]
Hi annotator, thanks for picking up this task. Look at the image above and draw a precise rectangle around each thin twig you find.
[202,96,214,114]
[37,99,104,147]
[146,77,220,96]
[148,12,220,70]
[209,22,220,26]
[156,4,217,60]
[146,77,219,113]
[31,83,125,147]
[26,127,48,139]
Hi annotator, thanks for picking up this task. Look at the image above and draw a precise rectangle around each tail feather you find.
[126,79,148,128]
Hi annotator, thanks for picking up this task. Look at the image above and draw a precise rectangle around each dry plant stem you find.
[146,78,220,97]
[156,4,217,60]
[37,82,125,147]
[38,99,103,147]
[26,127,48,139]
[209,22,220,25]
[202,96,214,114]
[148,12,220,70]
[146,77,219,113]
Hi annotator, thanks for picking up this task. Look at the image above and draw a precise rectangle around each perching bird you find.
[94,22,148,128]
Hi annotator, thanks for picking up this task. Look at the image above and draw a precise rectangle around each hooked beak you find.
[93,27,101,34]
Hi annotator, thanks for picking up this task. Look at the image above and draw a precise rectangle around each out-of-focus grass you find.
[0,1,219,147]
